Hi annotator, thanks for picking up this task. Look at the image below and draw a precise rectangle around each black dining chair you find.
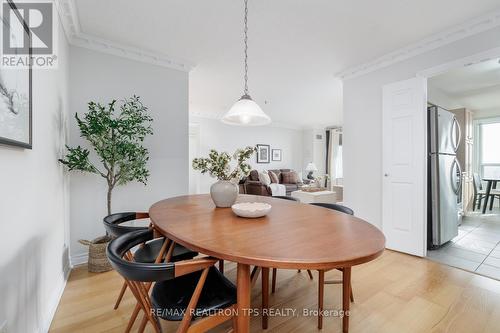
[272,195,299,201]
[309,202,355,329]
[262,202,356,329]
[472,174,500,211]
[107,229,237,333]
[309,202,354,215]
[271,195,313,283]
[103,212,198,309]
[472,173,487,211]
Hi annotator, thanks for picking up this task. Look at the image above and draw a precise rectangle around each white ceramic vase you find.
[210,180,239,208]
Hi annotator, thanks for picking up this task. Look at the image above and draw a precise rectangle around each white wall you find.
[189,116,303,193]
[474,108,500,119]
[427,85,464,110]
[0,19,70,333]
[343,26,500,229]
[302,128,326,177]
[69,47,189,264]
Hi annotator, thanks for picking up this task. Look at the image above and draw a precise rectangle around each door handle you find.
[384,173,389,177]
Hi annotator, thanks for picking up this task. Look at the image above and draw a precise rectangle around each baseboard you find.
[70,252,88,267]
[40,266,71,333]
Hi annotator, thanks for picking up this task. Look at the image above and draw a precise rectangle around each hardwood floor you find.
[50,250,500,333]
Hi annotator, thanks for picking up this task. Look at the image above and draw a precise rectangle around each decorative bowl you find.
[231,202,272,218]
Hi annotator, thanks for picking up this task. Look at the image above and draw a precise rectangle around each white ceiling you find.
[429,58,500,117]
[73,0,500,128]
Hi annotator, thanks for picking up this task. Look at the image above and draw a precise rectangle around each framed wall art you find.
[256,144,270,163]
[0,0,33,149]
[272,149,282,161]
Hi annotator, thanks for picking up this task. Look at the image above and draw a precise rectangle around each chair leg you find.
[125,304,141,333]
[138,313,148,333]
[262,267,269,329]
[318,270,324,329]
[307,269,314,280]
[114,280,128,310]
[232,314,238,331]
[219,260,224,274]
[350,285,354,302]
[271,268,277,293]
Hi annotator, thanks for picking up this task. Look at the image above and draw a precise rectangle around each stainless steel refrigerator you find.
[428,105,462,248]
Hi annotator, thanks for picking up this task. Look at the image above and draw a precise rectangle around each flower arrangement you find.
[192,146,256,181]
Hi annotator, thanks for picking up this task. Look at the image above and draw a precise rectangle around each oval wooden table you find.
[150,194,385,333]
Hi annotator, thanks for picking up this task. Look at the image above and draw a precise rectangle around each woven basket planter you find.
[79,236,113,273]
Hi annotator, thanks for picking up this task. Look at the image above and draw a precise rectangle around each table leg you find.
[482,180,492,214]
[237,263,251,333]
[342,267,351,333]
[489,181,498,211]
[318,270,324,329]
[261,267,269,329]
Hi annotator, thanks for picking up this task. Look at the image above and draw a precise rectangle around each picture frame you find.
[256,144,270,163]
[0,0,33,149]
[272,149,282,161]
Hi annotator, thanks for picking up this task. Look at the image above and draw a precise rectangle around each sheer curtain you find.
[326,128,343,189]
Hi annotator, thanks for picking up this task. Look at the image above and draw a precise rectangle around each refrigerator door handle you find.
[451,116,461,153]
[450,158,462,195]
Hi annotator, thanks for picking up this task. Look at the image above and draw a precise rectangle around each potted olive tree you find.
[59,95,153,272]
[192,147,256,207]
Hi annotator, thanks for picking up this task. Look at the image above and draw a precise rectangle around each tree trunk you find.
[107,186,113,216]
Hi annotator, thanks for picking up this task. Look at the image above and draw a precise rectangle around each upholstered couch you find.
[241,169,303,196]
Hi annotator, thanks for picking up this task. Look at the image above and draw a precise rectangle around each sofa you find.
[241,169,303,196]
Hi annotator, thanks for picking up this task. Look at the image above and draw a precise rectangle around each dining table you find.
[149,194,386,333]
[482,177,500,214]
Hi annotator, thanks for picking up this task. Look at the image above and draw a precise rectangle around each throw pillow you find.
[268,171,279,184]
[249,170,259,181]
[281,171,298,184]
[259,171,271,186]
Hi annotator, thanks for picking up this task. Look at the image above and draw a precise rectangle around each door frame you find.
[188,123,201,194]
[414,46,500,255]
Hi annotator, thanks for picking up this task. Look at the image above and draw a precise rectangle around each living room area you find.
[188,117,344,204]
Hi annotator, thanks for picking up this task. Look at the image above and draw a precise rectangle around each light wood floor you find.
[50,250,500,333]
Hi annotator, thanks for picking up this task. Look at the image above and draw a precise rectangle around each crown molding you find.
[337,9,500,80]
[54,0,194,72]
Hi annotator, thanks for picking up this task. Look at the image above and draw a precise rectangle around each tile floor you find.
[427,207,500,280]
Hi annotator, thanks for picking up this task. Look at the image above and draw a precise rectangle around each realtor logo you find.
[1,0,57,68]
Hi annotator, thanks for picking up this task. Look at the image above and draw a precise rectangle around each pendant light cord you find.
[243,0,249,96]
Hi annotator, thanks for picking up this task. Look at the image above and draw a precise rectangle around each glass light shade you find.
[306,162,318,172]
[221,95,271,126]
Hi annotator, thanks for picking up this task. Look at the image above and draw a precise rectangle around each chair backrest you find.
[309,202,354,215]
[473,173,482,193]
[103,212,149,237]
[106,229,174,282]
[273,195,299,202]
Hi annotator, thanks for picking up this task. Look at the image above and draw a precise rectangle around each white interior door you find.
[382,77,427,257]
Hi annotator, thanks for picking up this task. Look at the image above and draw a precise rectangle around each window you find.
[477,120,500,179]
[481,123,500,163]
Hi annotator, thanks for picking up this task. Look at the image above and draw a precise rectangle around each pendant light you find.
[221,0,271,126]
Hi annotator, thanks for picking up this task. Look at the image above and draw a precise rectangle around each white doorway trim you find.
[188,123,201,194]
[413,46,500,255]
[417,46,500,79]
